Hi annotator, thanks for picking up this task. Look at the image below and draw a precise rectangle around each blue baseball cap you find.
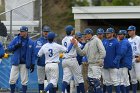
[127,26,136,31]
[118,30,127,35]
[65,25,74,33]
[19,26,28,32]
[105,28,114,34]
[42,26,51,32]
[83,28,94,35]
[97,28,104,34]
[47,32,56,39]
[75,31,82,38]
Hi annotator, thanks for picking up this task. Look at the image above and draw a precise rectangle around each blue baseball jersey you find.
[34,37,48,66]
[8,35,34,69]
[103,38,120,68]
[119,38,132,70]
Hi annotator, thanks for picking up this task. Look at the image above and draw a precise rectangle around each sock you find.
[125,86,130,93]
[115,85,120,93]
[39,84,44,93]
[103,85,106,93]
[22,85,27,93]
[120,85,125,93]
[52,87,57,93]
[77,86,80,93]
[44,83,53,92]
[10,84,15,93]
[62,81,68,93]
[106,85,112,93]
[132,83,137,93]
[79,83,85,93]
[67,84,70,93]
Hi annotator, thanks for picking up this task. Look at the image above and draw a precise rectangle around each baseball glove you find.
[3,53,9,58]
[59,53,63,58]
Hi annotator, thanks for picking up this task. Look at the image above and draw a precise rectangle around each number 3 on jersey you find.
[48,49,53,57]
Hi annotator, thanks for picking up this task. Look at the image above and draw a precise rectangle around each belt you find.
[52,62,58,63]
[46,62,58,64]
[63,57,76,59]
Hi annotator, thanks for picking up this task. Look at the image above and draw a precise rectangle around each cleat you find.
[40,90,46,93]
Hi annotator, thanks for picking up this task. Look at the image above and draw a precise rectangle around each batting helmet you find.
[105,27,114,33]
[83,28,94,35]
[75,31,82,38]
[19,26,28,32]
[47,32,56,39]
[118,30,127,35]
[42,26,51,32]
[127,25,136,31]
[97,28,104,34]
[65,25,74,35]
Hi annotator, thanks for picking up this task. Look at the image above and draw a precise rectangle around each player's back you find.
[40,42,66,63]
[62,36,77,58]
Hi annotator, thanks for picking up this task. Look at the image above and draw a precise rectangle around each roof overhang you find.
[72,6,140,19]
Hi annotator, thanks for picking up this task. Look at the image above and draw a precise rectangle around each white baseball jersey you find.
[128,35,140,84]
[62,36,81,58]
[128,35,140,57]
[38,42,67,63]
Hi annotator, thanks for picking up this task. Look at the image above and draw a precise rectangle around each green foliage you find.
[101,0,140,6]
[112,0,130,6]
[130,0,140,5]
[74,0,89,6]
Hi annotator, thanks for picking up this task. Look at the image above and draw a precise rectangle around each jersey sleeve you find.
[59,44,67,53]
[96,38,106,61]
[38,45,44,57]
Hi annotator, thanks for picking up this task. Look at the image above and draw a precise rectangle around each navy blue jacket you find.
[0,42,4,58]
[34,37,47,66]
[8,35,35,69]
[76,42,86,65]
[103,38,120,68]
[119,38,132,70]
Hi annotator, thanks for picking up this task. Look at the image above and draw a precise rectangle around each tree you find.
[101,0,140,6]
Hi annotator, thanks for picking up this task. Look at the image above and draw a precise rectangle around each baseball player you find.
[102,28,120,93]
[72,28,106,93]
[62,25,85,93]
[96,28,107,93]
[96,28,105,42]
[7,26,35,93]
[117,30,132,93]
[127,25,140,93]
[0,42,5,63]
[75,31,86,93]
[34,25,51,93]
[75,31,86,66]
[38,32,68,93]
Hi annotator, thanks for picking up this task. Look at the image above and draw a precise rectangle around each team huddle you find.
[0,25,140,93]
